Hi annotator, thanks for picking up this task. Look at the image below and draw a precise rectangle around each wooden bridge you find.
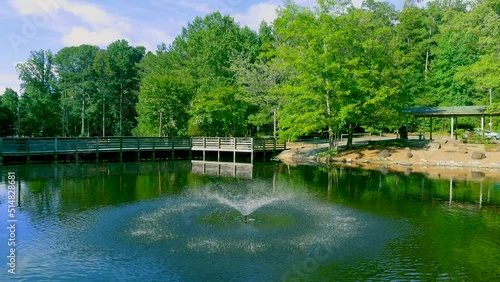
[0,137,286,165]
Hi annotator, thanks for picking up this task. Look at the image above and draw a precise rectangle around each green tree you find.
[0,88,19,136]
[54,45,100,136]
[92,49,114,136]
[455,0,500,105]
[103,40,145,136]
[169,12,259,93]
[16,50,61,136]
[425,1,477,107]
[273,1,401,148]
[396,2,444,107]
[231,54,284,132]
[135,70,194,136]
[188,86,251,136]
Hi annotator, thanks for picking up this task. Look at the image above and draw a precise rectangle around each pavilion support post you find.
[451,116,455,139]
[422,117,426,140]
[481,116,485,132]
[430,117,433,140]
[490,88,493,132]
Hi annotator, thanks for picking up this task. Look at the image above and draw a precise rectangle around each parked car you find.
[484,131,500,140]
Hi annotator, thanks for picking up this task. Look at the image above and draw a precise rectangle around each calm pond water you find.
[1,161,500,281]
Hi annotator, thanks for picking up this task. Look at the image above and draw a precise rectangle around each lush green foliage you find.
[3,0,499,140]
[0,88,19,136]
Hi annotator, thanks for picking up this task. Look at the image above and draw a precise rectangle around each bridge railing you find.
[1,137,284,156]
[191,137,254,151]
[0,137,193,156]
[253,138,286,151]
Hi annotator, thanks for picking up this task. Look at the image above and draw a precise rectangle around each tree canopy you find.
[5,0,499,146]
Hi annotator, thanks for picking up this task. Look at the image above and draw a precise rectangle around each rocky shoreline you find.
[276,139,500,180]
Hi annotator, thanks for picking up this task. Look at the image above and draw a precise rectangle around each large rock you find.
[471,151,486,160]
[377,150,391,159]
[427,142,441,150]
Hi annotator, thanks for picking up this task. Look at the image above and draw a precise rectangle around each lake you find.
[1,161,500,281]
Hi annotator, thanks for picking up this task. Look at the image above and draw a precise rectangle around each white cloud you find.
[136,28,175,51]
[7,0,62,16]
[8,0,132,47]
[177,1,212,13]
[61,27,129,46]
[233,3,279,30]
[0,73,21,96]
[294,0,316,6]
[63,3,118,28]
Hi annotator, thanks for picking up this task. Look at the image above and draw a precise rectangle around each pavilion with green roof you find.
[403,106,500,140]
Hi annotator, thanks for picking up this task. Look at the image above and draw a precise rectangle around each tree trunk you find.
[81,96,85,136]
[424,26,432,78]
[325,79,333,150]
[347,124,354,150]
[120,82,123,136]
[102,96,105,137]
[328,126,334,150]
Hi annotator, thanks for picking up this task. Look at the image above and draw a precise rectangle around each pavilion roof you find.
[402,106,500,117]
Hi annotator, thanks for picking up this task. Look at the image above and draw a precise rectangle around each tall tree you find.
[16,50,60,136]
[0,88,19,136]
[455,0,500,104]
[54,45,100,136]
[104,40,145,136]
[169,12,259,93]
[188,86,251,136]
[135,69,194,136]
[272,0,401,148]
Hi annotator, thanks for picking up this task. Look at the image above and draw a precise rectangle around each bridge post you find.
[137,136,141,162]
[152,137,156,161]
[119,137,123,162]
[250,138,254,164]
[27,138,31,164]
[75,137,78,163]
[218,137,221,162]
[171,138,175,160]
[95,136,99,163]
[188,138,192,159]
[54,137,58,162]
[0,138,3,165]
[233,138,237,163]
[203,138,206,161]
[263,138,266,162]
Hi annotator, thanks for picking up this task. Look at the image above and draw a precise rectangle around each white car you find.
[484,131,500,140]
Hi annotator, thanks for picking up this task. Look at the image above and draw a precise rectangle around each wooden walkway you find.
[0,137,286,165]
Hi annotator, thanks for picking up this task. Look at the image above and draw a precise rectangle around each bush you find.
[318,149,338,158]
[469,134,493,145]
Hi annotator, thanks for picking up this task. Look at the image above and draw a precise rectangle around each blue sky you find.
[0,0,403,96]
